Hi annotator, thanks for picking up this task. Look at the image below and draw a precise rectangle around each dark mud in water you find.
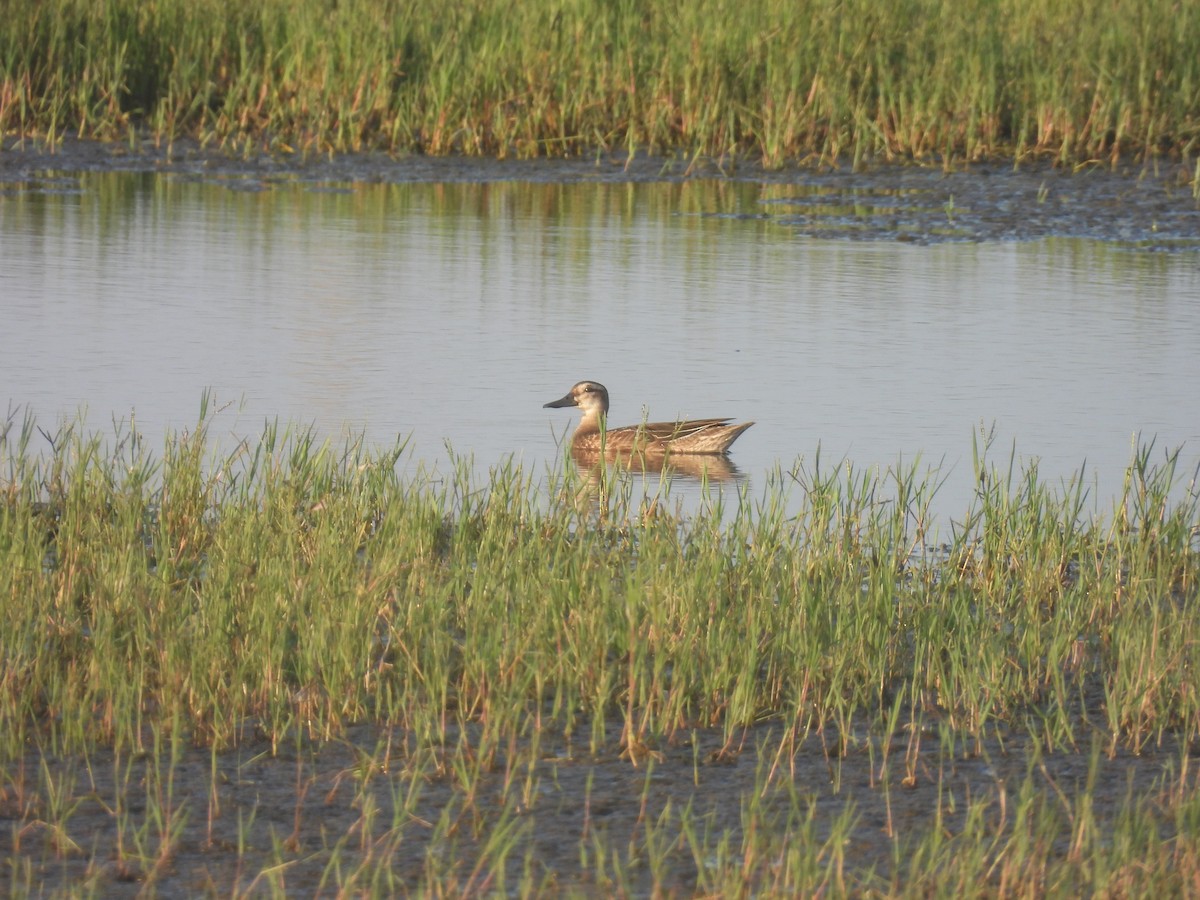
[7,717,1194,896]
[3,137,1198,251]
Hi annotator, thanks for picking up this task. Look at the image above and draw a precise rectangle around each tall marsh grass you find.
[3,405,1199,892]
[2,0,1198,166]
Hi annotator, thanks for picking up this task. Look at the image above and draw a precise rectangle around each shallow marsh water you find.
[4,142,1200,894]
[3,143,1199,528]
[9,719,1194,896]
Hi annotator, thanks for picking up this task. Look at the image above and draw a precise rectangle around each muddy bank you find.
[9,719,1192,896]
[3,137,1198,250]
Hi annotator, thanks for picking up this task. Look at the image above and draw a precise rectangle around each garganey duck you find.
[544,380,753,455]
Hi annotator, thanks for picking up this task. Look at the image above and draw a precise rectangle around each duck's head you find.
[544,380,610,428]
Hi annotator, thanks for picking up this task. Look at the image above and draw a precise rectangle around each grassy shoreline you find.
[2,407,1196,757]
[3,406,1199,892]
[2,0,1199,167]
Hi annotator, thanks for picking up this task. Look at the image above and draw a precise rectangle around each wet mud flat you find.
[3,136,1198,250]
[8,710,1195,896]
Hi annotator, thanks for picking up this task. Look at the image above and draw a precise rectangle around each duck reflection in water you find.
[568,445,745,483]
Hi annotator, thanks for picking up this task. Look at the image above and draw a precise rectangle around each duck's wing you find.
[639,418,735,441]
[643,417,734,441]
[599,419,753,455]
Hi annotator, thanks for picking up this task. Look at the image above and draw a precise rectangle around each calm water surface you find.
[3,168,1199,527]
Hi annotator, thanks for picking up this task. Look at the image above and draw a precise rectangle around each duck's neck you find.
[575,408,605,436]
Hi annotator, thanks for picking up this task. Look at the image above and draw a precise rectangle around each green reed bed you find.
[3,406,1200,894]
[2,0,1199,167]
